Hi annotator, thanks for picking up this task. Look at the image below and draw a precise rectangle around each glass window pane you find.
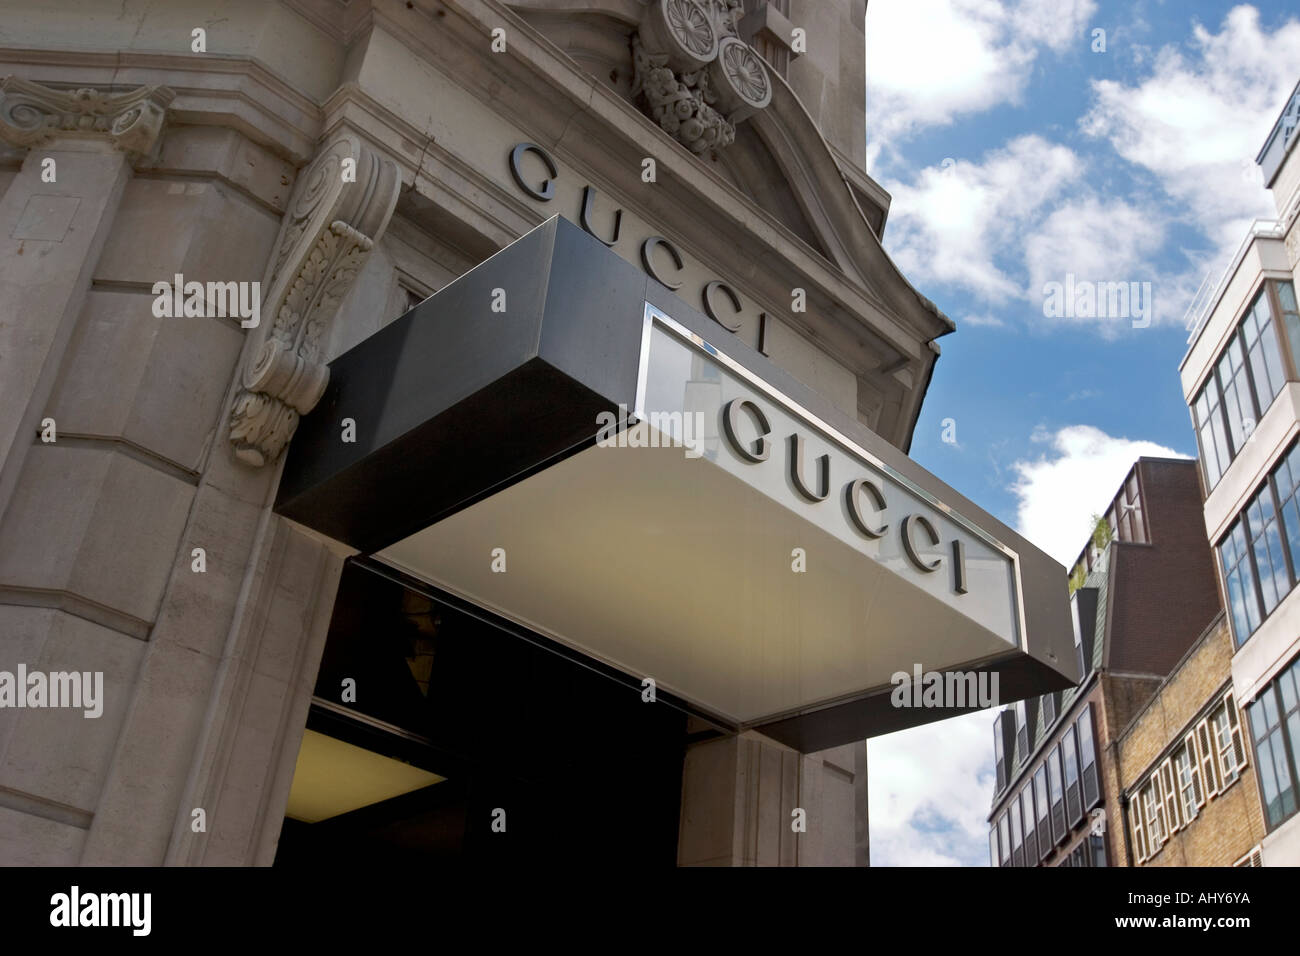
[1244,290,1287,411]
[1195,389,1225,487]
[1062,728,1079,786]
[1246,484,1292,614]
[1048,746,1063,803]
[1077,709,1095,768]
[1218,338,1254,455]
[1278,281,1300,378]
[1275,445,1300,569]
[1220,520,1263,645]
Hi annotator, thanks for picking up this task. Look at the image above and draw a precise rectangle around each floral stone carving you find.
[631,0,770,155]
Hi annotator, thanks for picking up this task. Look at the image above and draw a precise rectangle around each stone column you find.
[0,77,172,522]
[0,78,177,865]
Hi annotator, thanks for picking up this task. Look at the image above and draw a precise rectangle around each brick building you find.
[988,458,1223,867]
[1113,613,1266,866]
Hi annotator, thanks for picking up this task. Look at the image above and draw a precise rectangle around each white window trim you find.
[1184,731,1205,808]
[1197,719,1221,797]
[1176,746,1199,824]
[1161,759,1182,832]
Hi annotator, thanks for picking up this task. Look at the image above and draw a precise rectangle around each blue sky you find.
[862,0,1300,866]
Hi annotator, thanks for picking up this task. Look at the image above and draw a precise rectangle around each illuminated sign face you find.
[634,303,1024,649]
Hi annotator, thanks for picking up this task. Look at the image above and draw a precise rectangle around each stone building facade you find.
[0,0,1075,867]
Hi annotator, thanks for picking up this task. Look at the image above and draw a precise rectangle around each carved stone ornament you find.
[631,0,770,155]
[229,134,400,467]
[0,75,174,160]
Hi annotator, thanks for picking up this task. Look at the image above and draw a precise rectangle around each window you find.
[1132,791,1149,862]
[998,812,1011,865]
[1143,778,1166,850]
[1273,443,1300,577]
[989,829,998,867]
[1245,483,1290,616]
[1073,620,1087,680]
[993,717,1006,791]
[1219,518,1263,646]
[1241,287,1288,413]
[1280,281,1300,377]
[1042,692,1057,726]
[1033,765,1050,861]
[1197,719,1221,798]
[1216,440,1300,647]
[1194,379,1231,488]
[1016,700,1029,760]
[1247,657,1300,829]
[1161,759,1182,833]
[1116,473,1146,543]
[1021,787,1038,864]
[1176,735,1202,824]
[1047,745,1065,844]
[1214,695,1247,785]
[1077,705,1100,808]
[1062,726,1082,826]
[1217,337,1254,455]
[1194,286,1293,489]
[1090,833,1107,867]
[1010,798,1024,866]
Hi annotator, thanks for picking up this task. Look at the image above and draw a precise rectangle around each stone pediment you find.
[505,0,944,331]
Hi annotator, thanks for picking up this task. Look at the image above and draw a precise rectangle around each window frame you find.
[1246,658,1300,831]
[1160,758,1182,833]
[1144,777,1166,851]
[1197,718,1221,798]
[1131,789,1148,863]
[1193,282,1294,491]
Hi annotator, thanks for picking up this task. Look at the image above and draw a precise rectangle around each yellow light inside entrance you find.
[285,729,445,823]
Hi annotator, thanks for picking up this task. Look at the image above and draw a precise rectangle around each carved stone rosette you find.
[630,0,769,154]
[0,75,174,160]
[229,134,400,467]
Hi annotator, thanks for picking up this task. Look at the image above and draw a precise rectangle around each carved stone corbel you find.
[228,134,400,467]
[0,75,174,161]
[631,0,771,155]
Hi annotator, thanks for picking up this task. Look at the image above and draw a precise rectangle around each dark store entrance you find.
[275,559,689,867]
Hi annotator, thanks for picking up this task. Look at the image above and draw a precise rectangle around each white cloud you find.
[1081,5,1300,255]
[866,0,1097,156]
[882,136,1083,303]
[1010,424,1189,566]
[868,710,998,866]
[1024,196,1173,331]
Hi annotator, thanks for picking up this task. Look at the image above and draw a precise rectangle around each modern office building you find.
[1113,613,1267,867]
[987,458,1222,867]
[0,0,1076,867]
[1179,76,1300,866]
